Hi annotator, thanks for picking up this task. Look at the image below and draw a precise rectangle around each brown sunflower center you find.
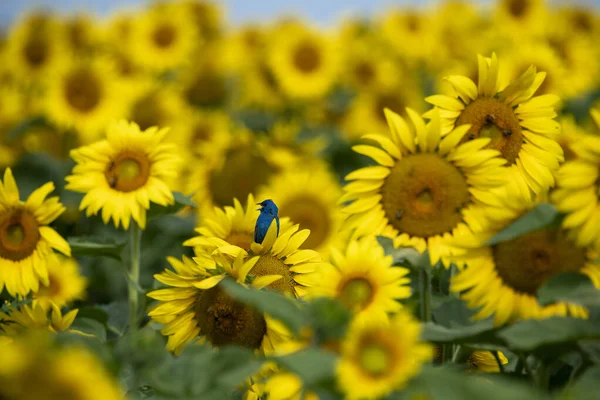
[209,148,274,208]
[456,97,523,164]
[195,284,266,349]
[225,231,253,251]
[493,228,587,295]
[64,68,102,113]
[375,94,406,124]
[104,150,151,192]
[573,11,592,32]
[355,61,375,86]
[152,23,176,48]
[381,153,469,238]
[357,338,393,377]
[23,37,48,68]
[293,41,321,73]
[280,196,330,250]
[37,273,62,298]
[184,70,228,107]
[0,209,40,261]
[192,124,211,143]
[338,277,374,312]
[131,94,165,131]
[507,0,529,18]
[251,255,294,294]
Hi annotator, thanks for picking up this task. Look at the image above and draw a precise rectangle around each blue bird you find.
[254,199,280,244]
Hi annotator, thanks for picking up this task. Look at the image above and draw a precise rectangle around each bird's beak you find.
[256,203,263,211]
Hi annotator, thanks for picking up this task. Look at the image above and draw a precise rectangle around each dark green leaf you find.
[305,297,350,344]
[558,365,600,400]
[69,317,107,342]
[432,298,477,328]
[221,279,306,335]
[68,237,126,260]
[537,273,600,307]
[76,306,109,326]
[485,203,558,246]
[147,192,196,220]
[275,348,338,386]
[99,301,129,336]
[421,319,498,344]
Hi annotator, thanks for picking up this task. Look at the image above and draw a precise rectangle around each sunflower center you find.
[293,41,321,73]
[251,255,294,294]
[152,23,177,48]
[358,342,392,377]
[0,209,40,261]
[339,277,374,312]
[193,124,211,143]
[64,68,102,113]
[104,151,151,192]
[375,94,406,124]
[132,94,164,131]
[24,37,48,67]
[280,196,330,250]
[225,231,253,251]
[355,62,375,86]
[492,228,587,295]
[209,148,274,208]
[184,70,228,107]
[507,0,529,18]
[381,153,469,238]
[195,284,267,349]
[456,97,523,164]
[37,273,62,298]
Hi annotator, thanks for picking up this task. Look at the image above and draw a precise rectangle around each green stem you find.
[128,222,142,333]
[493,351,505,374]
[419,266,431,322]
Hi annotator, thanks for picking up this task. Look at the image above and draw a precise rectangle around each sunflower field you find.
[1,0,600,398]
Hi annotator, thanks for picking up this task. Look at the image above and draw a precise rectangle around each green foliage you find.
[538,273,600,307]
[485,204,560,246]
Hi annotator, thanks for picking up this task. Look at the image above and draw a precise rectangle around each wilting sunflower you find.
[425,53,563,197]
[467,351,509,373]
[0,333,123,400]
[0,301,78,338]
[65,120,179,230]
[5,12,67,84]
[258,165,344,254]
[148,254,293,354]
[450,187,599,326]
[551,129,600,250]
[268,23,339,100]
[44,57,127,143]
[0,168,70,296]
[337,310,433,400]
[34,255,87,308]
[341,108,508,265]
[128,2,198,70]
[298,236,410,325]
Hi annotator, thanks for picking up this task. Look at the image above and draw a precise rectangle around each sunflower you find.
[557,115,587,162]
[239,59,284,110]
[257,165,344,255]
[493,0,548,37]
[341,107,508,265]
[268,23,339,100]
[44,56,128,143]
[61,13,101,53]
[425,53,563,197]
[378,8,436,64]
[0,333,123,400]
[298,236,410,325]
[342,38,399,93]
[176,52,229,108]
[127,84,187,132]
[128,2,198,70]
[148,255,293,354]
[65,120,180,230]
[450,187,599,326]
[0,168,70,296]
[257,122,326,169]
[551,128,600,251]
[222,24,267,75]
[337,309,433,400]
[467,351,509,373]
[34,255,87,308]
[180,0,224,41]
[0,301,78,338]
[262,372,319,400]
[4,12,67,84]
[171,109,232,160]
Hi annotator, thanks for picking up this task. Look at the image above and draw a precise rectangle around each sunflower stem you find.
[493,351,505,374]
[419,265,432,323]
[128,222,142,333]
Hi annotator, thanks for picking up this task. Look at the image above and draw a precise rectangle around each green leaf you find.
[537,273,600,307]
[220,279,307,335]
[377,237,424,267]
[421,319,499,344]
[69,317,107,342]
[558,365,600,400]
[147,192,196,220]
[99,301,129,336]
[432,298,477,328]
[275,348,338,386]
[68,237,126,260]
[305,297,351,344]
[485,203,558,246]
[497,317,600,352]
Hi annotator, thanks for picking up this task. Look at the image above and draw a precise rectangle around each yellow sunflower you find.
[239,59,284,111]
[61,13,101,53]
[127,84,188,132]
[378,8,436,64]
[425,53,563,197]
[128,2,198,70]
[298,236,410,326]
[65,120,180,230]
[337,309,433,400]
[44,56,128,143]
[467,351,509,373]
[493,0,548,37]
[0,301,78,338]
[222,24,267,75]
[342,38,399,93]
[341,108,508,265]
[180,0,224,41]
[450,187,598,326]
[171,109,232,160]
[147,254,293,355]
[262,372,319,400]
[0,333,123,400]
[34,255,87,308]
[257,122,326,169]
[4,12,67,84]
[257,164,345,255]
[551,129,600,251]
[0,168,70,296]
[176,48,230,108]
[557,115,587,162]
[268,23,339,100]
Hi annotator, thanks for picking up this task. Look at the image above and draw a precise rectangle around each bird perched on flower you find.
[254,199,280,244]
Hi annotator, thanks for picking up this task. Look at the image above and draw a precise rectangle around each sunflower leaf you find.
[147,192,197,220]
[537,273,600,307]
[421,319,499,344]
[274,348,338,386]
[68,237,126,260]
[484,203,559,246]
[69,317,107,342]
